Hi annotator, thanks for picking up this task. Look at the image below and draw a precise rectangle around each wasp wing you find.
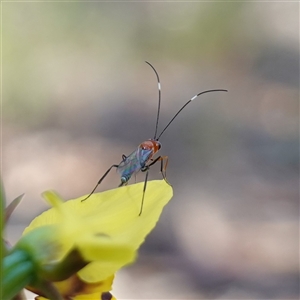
[117,147,153,182]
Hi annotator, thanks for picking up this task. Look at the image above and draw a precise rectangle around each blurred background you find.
[2,2,299,299]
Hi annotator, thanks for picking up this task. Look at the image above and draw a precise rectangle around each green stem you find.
[2,249,34,300]
[12,290,27,300]
[40,248,88,281]
[33,280,64,300]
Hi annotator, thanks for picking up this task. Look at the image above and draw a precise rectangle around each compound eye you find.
[140,142,149,150]
[157,142,162,150]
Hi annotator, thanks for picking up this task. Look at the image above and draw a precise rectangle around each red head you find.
[139,139,161,157]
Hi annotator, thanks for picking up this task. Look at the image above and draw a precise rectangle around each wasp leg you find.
[142,156,159,170]
[139,170,149,216]
[81,164,119,202]
[122,154,127,161]
[145,155,171,186]
[160,156,170,186]
[138,156,169,216]
[134,173,137,184]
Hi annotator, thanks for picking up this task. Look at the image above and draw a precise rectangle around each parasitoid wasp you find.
[82,62,227,215]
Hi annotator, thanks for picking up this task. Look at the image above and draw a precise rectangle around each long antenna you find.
[156,89,228,140]
[145,61,161,140]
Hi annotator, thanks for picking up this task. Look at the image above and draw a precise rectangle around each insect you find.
[82,62,227,215]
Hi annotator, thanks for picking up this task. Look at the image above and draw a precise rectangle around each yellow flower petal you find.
[37,295,116,300]
[23,180,173,283]
[74,291,116,300]
[31,275,115,300]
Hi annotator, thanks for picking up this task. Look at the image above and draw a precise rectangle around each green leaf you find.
[5,194,24,224]
[2,249,34,299]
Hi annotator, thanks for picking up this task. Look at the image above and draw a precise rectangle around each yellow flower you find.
[22,180,173,299]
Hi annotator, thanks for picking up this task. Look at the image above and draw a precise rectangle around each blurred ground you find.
[2,2,299,299]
